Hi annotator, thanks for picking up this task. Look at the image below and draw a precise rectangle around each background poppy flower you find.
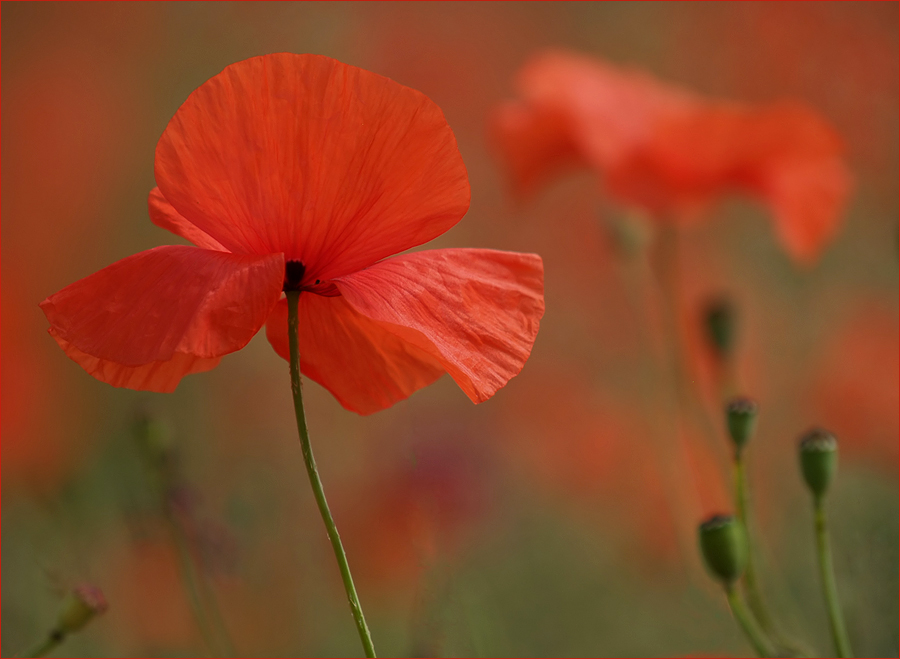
[40,53,545,414]
[7,4,896,658]
[491,49,853,264]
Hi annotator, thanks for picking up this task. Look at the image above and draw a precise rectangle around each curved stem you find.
[615,226,696,568]
[651,225,707,557]
[135,415,234,656]
[734,455,776,636]
[726,584,775,657]
[814,498,852,657]
[164,506,228,656]
[25,631,63,658]
[286,290,376,658]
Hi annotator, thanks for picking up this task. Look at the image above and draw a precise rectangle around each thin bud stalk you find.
[733,453,777,640]
[725,583,777,657]
[814,496,853,657]
[26,632,64,658]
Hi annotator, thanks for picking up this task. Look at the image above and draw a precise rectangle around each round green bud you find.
[56,585,107,635]
[726,397,758,452]
[799,428,838,499]
[698,514,747,585]
[608,211,653,259]
[703,296,736,359]
[133,411,174,465]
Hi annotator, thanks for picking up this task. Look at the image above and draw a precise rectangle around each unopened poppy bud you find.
[799,428,838,499]
[698,514,747,585]
[134,412,173,465]
[608,212,653,258]
[703,296,736,359]
[56,585,107,635]
[726,397,758,453]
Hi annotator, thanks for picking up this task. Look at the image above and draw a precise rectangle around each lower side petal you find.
[41,245,284,391]
[335,248,545,405]
[265,295,445,415]
[50,329,221,393]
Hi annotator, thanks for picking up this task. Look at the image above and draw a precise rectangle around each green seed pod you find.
[799,428,838,499]
[698,514,748,585]
[703,296,736,359]
[726,397,758,453]
[56,585,108,635]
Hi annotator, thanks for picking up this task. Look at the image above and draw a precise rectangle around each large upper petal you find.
[148,187,227,252]
[40,246,284,392]
[155,53,470,280]
[334,249,545,404]
[265,295,445,415]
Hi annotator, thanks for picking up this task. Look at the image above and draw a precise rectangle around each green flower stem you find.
[813,496,852,657]
[286,290,376,658]
[616,238,696,567]
[25,631,63,658]
[726,583,776,657]
[651,226,709,559]
[163,505,232,656]
[135,416,234,656]
[734,455,777,637]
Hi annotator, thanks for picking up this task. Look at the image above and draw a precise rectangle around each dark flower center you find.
[283,259,340,296]
[283,260,306,292]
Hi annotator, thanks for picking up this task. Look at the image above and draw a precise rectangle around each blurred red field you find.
[2,3,897,657]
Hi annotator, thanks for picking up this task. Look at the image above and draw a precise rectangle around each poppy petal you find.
[766,156,851,265]
[513,50,696,171]
[490,100,586,200]
[48,329,221,393]
[148,187,227,252]
[41,246,284,391]
[334,249,545,404]
[265,295,444,415]
[155,53,470,279]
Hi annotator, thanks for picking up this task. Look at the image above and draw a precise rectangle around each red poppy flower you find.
[491,50,852,264]
[41,54,544,414]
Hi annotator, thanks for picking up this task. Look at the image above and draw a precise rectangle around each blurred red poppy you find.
[41,53,544,414]
[340,438,488,590]
[491,50,852,263]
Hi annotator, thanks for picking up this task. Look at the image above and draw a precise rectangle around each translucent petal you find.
[265,295,444,415]
[335,249,544,404]
[155,53,469,279]
[41,246,284,390]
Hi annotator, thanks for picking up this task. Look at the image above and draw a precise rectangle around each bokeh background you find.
[2,2,897,657]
